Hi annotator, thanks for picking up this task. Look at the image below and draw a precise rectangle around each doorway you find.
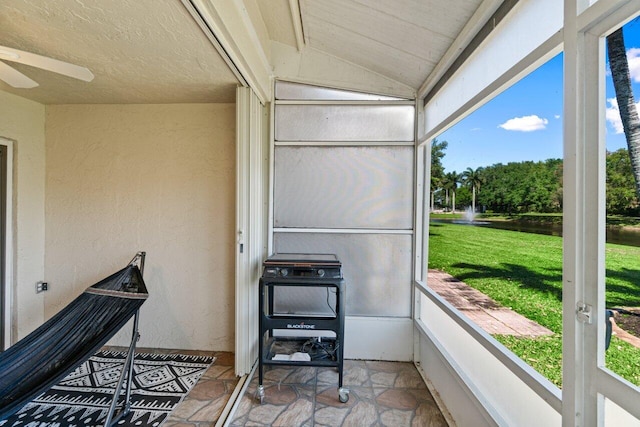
[0,138,11,351]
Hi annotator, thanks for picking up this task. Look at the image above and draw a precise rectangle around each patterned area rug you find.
[0,351,215,427]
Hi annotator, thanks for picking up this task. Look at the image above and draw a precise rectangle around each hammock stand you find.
[0,251,149,427]
[103,251,146,426]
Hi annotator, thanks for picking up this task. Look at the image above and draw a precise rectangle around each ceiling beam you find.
[417,0,503,101]
[288,0,305,52]
[422,0,563,139]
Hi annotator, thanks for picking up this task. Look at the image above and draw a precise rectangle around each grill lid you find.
[263,253,341,268]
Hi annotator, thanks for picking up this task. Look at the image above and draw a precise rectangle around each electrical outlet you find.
[36,281,48,293]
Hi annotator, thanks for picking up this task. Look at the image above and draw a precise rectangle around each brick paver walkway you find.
[428,269,554,337]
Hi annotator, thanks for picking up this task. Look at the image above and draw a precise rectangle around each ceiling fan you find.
[0,45,94,88]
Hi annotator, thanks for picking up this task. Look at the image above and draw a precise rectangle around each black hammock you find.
[0,254,148,422]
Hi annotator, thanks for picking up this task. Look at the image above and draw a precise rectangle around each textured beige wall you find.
[45,104,236,351]
[0,90,46,342]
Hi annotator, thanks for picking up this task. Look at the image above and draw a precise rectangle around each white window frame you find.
[564,0,640,424]
[414,0,640,425]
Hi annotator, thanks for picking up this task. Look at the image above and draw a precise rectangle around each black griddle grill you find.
[257,253,349,403]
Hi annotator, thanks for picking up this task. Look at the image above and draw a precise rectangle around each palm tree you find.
[442,171,460,213]
[430,139,448,212]
[607,28,640,198]
[462,167,483,213]
[430,176,441,212]
[441,174,451,207]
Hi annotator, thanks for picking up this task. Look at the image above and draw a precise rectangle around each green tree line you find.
[431,140,639,216]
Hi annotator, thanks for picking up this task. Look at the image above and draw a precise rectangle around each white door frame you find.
[0,137,14,350]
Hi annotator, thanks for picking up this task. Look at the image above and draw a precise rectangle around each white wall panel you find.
[417,288,561,426]
[605,398,640,426]
[345,316,412,361]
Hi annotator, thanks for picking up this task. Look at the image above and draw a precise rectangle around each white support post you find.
[563,1,586,425]
[584,27,608,426]
[563,1,607,426]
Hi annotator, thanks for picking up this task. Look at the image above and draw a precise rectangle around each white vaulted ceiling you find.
[298,0,484,89]
[0,0,498,104]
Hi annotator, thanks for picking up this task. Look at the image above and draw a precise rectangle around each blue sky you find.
[438,22,640,174]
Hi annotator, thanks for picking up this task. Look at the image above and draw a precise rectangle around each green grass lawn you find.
[428,222,640,388]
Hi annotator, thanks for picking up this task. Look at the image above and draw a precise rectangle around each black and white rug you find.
[0,351,215,427]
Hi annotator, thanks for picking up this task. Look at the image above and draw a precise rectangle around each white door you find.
[235,87,268,375]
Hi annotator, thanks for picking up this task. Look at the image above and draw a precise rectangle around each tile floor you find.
[161,350,238,427]
[228,360,449,426]
[116,347,448,426]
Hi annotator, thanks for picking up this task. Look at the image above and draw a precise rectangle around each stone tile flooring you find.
[228,360,449,426]
[162,350,237,427]
[103,347,447,426]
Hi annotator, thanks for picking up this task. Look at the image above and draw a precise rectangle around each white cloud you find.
[606,48,640,81]
[607,98,624,134]
[605,46,640,133]
[627,48,640,82]
[498,115,548,132]
[554,115,561,119]
[606,97,640,134]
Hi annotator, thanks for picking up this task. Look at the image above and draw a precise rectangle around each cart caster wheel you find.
[257,385,265,404]
[338,388,349,403]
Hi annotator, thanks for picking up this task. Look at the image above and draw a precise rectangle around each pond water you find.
[431,218,640,247]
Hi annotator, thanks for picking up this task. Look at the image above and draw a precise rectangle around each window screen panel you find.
[274,146,414,229]
[275,105,414,141]
[273,232,412,317]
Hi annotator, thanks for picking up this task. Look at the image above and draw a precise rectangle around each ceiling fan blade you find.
[0,45,94,82]
[0,60,38,88]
